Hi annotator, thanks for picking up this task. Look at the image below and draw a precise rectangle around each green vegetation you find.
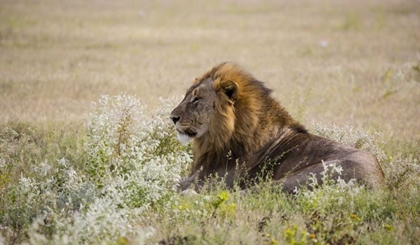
[0,95,419,244]
[1,0,419,244]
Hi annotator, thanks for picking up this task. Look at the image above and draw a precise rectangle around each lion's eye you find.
[191,97,199,104]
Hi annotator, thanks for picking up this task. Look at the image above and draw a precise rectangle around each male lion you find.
[170,62,384,192]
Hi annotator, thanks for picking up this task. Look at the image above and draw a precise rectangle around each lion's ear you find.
[221,80,238,101]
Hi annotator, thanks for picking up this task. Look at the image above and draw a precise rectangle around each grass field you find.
[0,0,419,244]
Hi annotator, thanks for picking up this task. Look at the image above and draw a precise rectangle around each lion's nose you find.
[170,116,180,125]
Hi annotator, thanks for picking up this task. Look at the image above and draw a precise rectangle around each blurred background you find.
[0,0,419,148]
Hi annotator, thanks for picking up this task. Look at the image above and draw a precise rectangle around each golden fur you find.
[170,62,384,192]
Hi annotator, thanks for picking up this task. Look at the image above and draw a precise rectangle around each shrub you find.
[312,122,386,161]
[83,95,191,206]
[0,95,192,244]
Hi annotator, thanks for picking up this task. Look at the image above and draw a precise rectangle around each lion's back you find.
[266,133,385,190]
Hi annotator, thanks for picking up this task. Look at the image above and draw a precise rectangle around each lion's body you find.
[170,63,384,192]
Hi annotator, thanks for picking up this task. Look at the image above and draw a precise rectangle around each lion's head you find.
[170,63,240,146]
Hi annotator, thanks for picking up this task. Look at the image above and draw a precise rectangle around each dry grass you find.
[1,1,420,244]
[1,0,419,148]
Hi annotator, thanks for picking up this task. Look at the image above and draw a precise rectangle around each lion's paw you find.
[181,189,198,197]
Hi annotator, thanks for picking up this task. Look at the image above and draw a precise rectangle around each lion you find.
[170,62,384,192]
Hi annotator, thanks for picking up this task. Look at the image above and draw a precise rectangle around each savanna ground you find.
[0,0,419,244]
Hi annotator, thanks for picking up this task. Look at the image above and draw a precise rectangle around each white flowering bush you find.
[60,94,191,243]
[1,157,91,244]
[312,122,387,161]
[84,95,191,207]
[0,95,192,244]
[295,161,364,212]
